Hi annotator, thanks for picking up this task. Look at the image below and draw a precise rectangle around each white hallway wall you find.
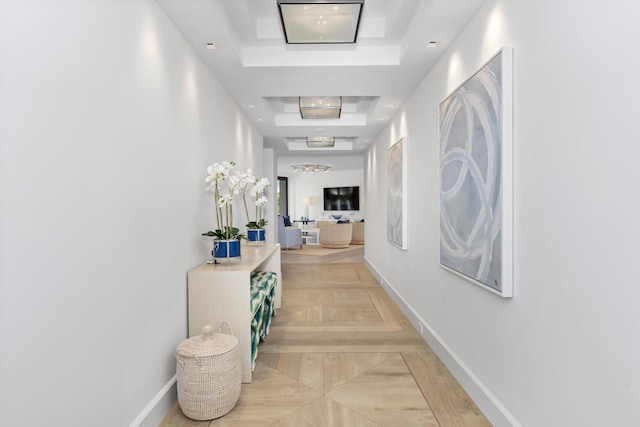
[0,1,263,426]
[365,0,640,426]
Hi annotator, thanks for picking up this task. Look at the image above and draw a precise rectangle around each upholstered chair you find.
[350,221,364,245]
[318,223,353,249]
[277,216,302,249]
[315,220,333,228]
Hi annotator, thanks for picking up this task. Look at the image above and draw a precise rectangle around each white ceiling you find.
[156,0,485,173]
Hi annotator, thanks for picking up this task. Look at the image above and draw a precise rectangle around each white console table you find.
[187,243,281,383]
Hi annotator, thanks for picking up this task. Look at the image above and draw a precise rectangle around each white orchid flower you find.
[218,194,233,207]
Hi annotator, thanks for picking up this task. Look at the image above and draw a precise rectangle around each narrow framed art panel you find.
[387,137,408,250]
[438,47,513,297]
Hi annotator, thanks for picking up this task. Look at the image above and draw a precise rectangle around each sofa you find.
[277,216,302,249]
[318,223,353,249]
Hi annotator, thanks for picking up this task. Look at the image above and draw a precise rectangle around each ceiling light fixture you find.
[306,136,335,147]
[291,164,331,174]
[277,0,364,44]
[299,96,342,119]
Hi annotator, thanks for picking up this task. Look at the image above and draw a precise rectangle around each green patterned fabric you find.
[249,271,277,370]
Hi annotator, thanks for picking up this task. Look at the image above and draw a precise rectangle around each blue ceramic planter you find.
[213,239,241,259]
[247,229,265,242]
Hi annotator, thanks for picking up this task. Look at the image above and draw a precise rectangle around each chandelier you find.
[291,164,331,174]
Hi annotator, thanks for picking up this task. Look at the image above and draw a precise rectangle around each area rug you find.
[285,244,363,257]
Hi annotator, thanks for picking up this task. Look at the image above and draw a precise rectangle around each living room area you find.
[276,154,365,251]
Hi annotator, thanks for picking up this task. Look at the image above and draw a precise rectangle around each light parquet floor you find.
[161,247,491,427]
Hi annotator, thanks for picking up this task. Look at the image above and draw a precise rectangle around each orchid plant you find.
[202,161,271,240]
[202,161,247,241]
[242,174,270,230]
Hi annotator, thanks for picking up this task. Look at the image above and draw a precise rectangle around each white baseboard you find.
[363,258,521,427]
[129,375,177,427]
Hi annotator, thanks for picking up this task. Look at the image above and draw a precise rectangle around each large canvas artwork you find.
[439,47,513,297]
[387,137,407,249]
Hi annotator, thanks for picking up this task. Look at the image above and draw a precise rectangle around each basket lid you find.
[176,325,238,359]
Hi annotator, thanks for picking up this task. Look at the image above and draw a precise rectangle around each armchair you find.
[319,223,353,249]
[277,216,303,250]
[351,221,364,245]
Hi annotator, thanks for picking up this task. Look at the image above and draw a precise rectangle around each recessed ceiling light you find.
[247,104,255,109]
[306,136,335,148]
[428,41,439,47]
[388,103,397,108]
[204,42,217,50]
[300,96,341,119]
[257,118,264,122]
[277,0,364,44]
[378,117,386,121]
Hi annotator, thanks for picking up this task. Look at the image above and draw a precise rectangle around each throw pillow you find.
[283,216,292,227]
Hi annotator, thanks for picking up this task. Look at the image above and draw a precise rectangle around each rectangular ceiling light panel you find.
[306,137,335,147]
[277,0,364,44]
[299,96,342,119]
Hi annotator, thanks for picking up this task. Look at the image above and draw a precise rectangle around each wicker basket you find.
[175,322,241,420]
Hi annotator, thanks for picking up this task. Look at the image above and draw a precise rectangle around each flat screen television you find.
[323,186,360,211]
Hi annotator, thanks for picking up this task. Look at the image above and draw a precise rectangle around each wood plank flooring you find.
[160,247,491,426]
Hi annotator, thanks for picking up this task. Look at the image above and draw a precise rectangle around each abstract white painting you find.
[439,47,513,297]
[387,137,407,250]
